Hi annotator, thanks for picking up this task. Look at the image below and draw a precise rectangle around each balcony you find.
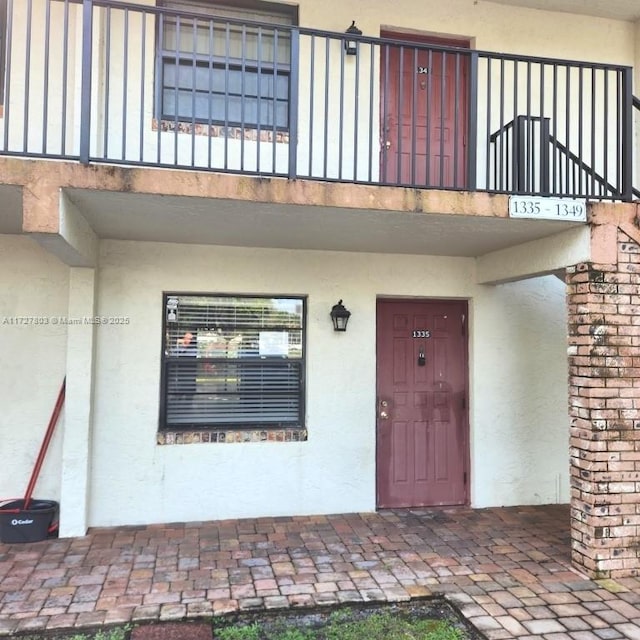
[0,0,637,201]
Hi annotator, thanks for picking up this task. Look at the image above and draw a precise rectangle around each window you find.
[161,294,305,430]
[158,0,296,129]
[0,0,6,106]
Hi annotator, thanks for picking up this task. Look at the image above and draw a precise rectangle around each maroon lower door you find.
[376,299,469,508]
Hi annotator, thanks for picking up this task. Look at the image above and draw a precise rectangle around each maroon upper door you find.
[376,299,469,508]
[380,33,469,188]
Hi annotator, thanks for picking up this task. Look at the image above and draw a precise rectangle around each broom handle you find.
[23,378,66,510]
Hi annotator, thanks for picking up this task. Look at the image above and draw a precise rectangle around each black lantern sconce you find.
[344,20,362,56]
[330,299,351,332]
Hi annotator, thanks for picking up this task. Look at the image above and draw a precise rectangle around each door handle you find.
[379,410,389,420]
[384,140,392,149]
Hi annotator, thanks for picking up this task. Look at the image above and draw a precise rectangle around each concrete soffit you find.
[32,191,99,268]
[475,225,592,284]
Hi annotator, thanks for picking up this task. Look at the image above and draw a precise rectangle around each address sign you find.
[508,196,587,222]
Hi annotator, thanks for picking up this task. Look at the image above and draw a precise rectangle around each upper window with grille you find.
[161,293,305,430]
[158,0,296,130]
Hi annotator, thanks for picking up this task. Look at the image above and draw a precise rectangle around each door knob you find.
[384,140,392,149]
[379,410,389,419]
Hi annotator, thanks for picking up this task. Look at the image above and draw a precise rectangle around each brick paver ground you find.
[1,505,640,638]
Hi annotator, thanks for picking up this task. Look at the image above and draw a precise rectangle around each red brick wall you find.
[567,228,640,579]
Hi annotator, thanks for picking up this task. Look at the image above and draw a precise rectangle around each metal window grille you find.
[159,0,293,129]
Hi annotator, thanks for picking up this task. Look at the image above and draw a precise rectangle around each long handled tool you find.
[23,378,66,510]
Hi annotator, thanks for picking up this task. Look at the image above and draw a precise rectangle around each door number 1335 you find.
[412,330,431,338]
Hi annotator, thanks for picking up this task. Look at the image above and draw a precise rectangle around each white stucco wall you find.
[86,240,569,528]
[0,236,69,504]
[472,274,569,506]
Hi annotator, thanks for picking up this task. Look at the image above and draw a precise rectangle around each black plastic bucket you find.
[0,499,59,543]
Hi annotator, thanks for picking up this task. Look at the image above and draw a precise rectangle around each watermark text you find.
[2,316,130,326]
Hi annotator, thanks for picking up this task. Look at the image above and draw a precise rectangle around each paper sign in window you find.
[259,331,289,356]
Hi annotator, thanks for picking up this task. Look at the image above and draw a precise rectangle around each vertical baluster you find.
[307,34,315,177]
[121,8,129,161]
[322,37,329,179]
[80,0,93,164]
[602,69,609,197]
[255,25,262,174]
[61,0,69,155]
[190,15,197,167]
[240,23,246,171]
[410,46,417,186]
[287,27,299,178]
[381,42,389,183]
[207,18,213,169]
[453,52,460,188]
[138,9,146,163]
[438,50,446,187]
[367,41,374,183]
[338,34,345,180]
[102,6,111,159]
[223,21,230,170]
[155,10,163,165]
[41,0,50,154]
[23,0,32,153]
[352,33,360,181]
[172,14,180,166]
[396,44,404,184]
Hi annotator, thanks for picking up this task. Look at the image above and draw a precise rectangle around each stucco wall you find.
[86,240,569,527]
[472,274,569,507]
[360,0,633,62]
[0,236,69,504]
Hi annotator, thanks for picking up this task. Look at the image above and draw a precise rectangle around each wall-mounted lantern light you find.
[330,299,351,332]
[344,20,362,56]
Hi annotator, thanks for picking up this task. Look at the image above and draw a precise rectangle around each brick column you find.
[568,228,640,579]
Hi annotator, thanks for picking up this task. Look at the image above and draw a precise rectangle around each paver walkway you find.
[1,505,640,639]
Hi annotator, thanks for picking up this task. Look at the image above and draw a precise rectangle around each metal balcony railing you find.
[0,0,635,201]
[490,115,630,199]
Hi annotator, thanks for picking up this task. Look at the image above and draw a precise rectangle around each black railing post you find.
[287,27,300,179]
[540,117,550,194]
[2,0,13,152]
[514,115,526,193]
[621,66,633,201]
[0,0,8,108]
[79,0,93,165]
[466,51,478,191]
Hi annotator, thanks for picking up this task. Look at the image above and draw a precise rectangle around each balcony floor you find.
[0,158,594,258]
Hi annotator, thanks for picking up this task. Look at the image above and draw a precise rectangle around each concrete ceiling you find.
[65,188,583,258]
[484,0,640,21]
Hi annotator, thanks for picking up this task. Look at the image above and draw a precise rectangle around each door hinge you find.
[461,394,466,410]
[463,471,468,485]
[461,313,466,336]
